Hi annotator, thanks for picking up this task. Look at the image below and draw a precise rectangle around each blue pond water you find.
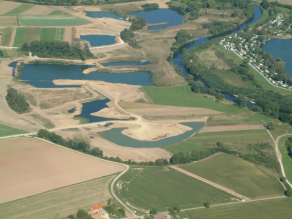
[99,122,205,148]
[85,11,124,20]
[173,6,261,106]
[80,35,116,47]
[261,38,292,77]
[9,62,17,77]
[101,61,150,67]
[21,64,155,88]
[130,8,184,30]
[74,98,118,123]
[68,108,75,113]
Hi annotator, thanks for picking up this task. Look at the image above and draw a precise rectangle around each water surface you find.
[21,64,155,88]
[130,8,184,30]
[9,62,17,77]
[85,11,124,20]
[80,35,116,47]
[261,38,292,77]
[99,122,205,148]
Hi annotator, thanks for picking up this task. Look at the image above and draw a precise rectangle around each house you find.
[91,204,103,214]
[151,214,171,219]
[258,26,263,31]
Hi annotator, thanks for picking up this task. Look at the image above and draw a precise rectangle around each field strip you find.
[171,166,251,200]
[9,28,16,47]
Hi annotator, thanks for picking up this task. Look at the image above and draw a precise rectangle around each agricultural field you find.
[0,16,18,26]
[0,123,26,137]
[115,166,237,212]
[0,175,115,219]
[0,1,22,15]
[40,28,65,41]
[19,15,91,26]
[181,154,285,199]
[5,4,35,15]
[164,129,272,154]
[1,49,22,57]
[278,135,292,184]
[180,197,292,219]
[0,27,12,46]
[0,137,125,204]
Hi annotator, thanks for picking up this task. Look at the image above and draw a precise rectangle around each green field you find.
[180,197,292,219]
[5,4,35,15]
[40,28,57,41]
[19,15,91,26]
[49,10,69,16]
[115,166,237,212]
[181,154,284,199]
[0,123,26,137]
[164,129,271,154]
[13,27,24,47]
[0,27,12,46]
[22,27,41,44]
[1,49,22,57]
[56,28,64,40]
[0,175,115,219]
[278,135,292,185]
[0,16,18,26]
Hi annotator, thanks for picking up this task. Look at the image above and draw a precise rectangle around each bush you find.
[6,87,29,113]
[150,208,157,214]
[217,141,225,147]
[204,202,210,208]
[280,177,286,182]
[130,17,147,31]
[267,122,274,131]
[285,189,292,197]
[0,50,3,57]
[141,3,158,11]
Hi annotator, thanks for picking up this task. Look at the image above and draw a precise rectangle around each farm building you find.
[91,204,103,214]
[151,214,171,219]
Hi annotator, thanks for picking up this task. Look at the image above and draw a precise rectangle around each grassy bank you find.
[0,123,26,137]
[181,153,284,199]
[115,166,237,212]
[180,197,291,219]
[278,135,292,185]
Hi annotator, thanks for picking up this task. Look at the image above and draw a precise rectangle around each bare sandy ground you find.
[64,27,72,44]
[21,5,54,15]
[9,27,16,47]
[199,124,265,133]
[0,1,22,14]
[0,137,125,204]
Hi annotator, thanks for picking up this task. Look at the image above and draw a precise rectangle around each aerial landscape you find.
[1,0,292,218]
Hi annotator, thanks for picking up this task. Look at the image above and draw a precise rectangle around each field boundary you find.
[171,165,250,200]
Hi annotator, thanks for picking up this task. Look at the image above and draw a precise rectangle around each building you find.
[151,214,171,219]
[91,204,103,214]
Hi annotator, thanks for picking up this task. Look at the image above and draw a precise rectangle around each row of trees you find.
[141,3,159,11]
[12,0,141,6]
[120,28,140,48]
[171,29,193,52]
[6,87,29,114]
[15,62,25,80]
[202,21,237,35]
[21,41,93,61]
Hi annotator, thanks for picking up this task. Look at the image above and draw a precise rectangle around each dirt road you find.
[171,166,251,200]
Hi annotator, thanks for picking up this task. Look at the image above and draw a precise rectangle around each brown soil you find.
[64,27,72,45]
[9,27,16,47]
[21,5,54,15]
[0,137,125,204]
[0,1,22,14]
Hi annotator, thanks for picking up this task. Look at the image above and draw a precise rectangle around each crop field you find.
[0,16,18,26]
[0,175,115,219]
[19,15,91,26]
[13,27,41,47]
[13,27,24,47]
[164,129,271,154]
[40,28,64,41]
[181,154,284,199]
[115,166,237,212]
[1,49,22,57]
[0,1,22,15]
[49,10,70,16]
[5,4,35,15]
[0,27,12,46]
[0,137,125,204]
[180,197,292,219]
[278,135,292,185]
[0,123,26,137]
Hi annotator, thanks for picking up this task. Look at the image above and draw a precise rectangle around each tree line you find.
[21,41,93,61]
[6,87,29,114]
[141,3,159,11]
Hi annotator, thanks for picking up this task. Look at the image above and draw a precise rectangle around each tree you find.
[267,122,274,131]
[150,208,157,214]
[21,43,29,52]
[285,189,292,197]
[119,208,126,217]
[235,95,246,108]
[261,0,270,9]
[174,206,181,213]
[280,177,286,182]
[204,202,210,208]
[217,142,225,147]
[0,50,3,57]
[168,207,176,216]
[77,209,91,218]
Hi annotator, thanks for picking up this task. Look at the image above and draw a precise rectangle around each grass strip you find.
[13,27,24,47]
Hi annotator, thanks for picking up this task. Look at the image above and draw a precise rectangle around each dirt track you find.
[0,137,125,204]
[171,166,250,201]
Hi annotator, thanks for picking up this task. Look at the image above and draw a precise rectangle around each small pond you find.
[130,8,184,30]
[101,61,150,67]
[74,98,118,123]
[80,35,116,47]
[261,38,292,77]
[21,64,155,88]
[99,122,205,148]
[85,11,124,20]
[9,62,17,77]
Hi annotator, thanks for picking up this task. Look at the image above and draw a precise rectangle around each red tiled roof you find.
[91,204,102,210]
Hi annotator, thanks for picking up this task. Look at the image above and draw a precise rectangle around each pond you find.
[74,98,119,123]
[99,122,205,148]
[80,35,116,47]
[101,61,150,67]
[173,6,261,106]
[85,11,124,20]
[261,38,292,77]
[21,64,155,88]
[130,8,184,30]
[8,62,17,77]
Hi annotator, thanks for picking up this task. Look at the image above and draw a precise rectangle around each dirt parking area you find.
[199,124,265,133]
[21,5,54,15]
[0,137,125,204]
[0,1,22,14]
